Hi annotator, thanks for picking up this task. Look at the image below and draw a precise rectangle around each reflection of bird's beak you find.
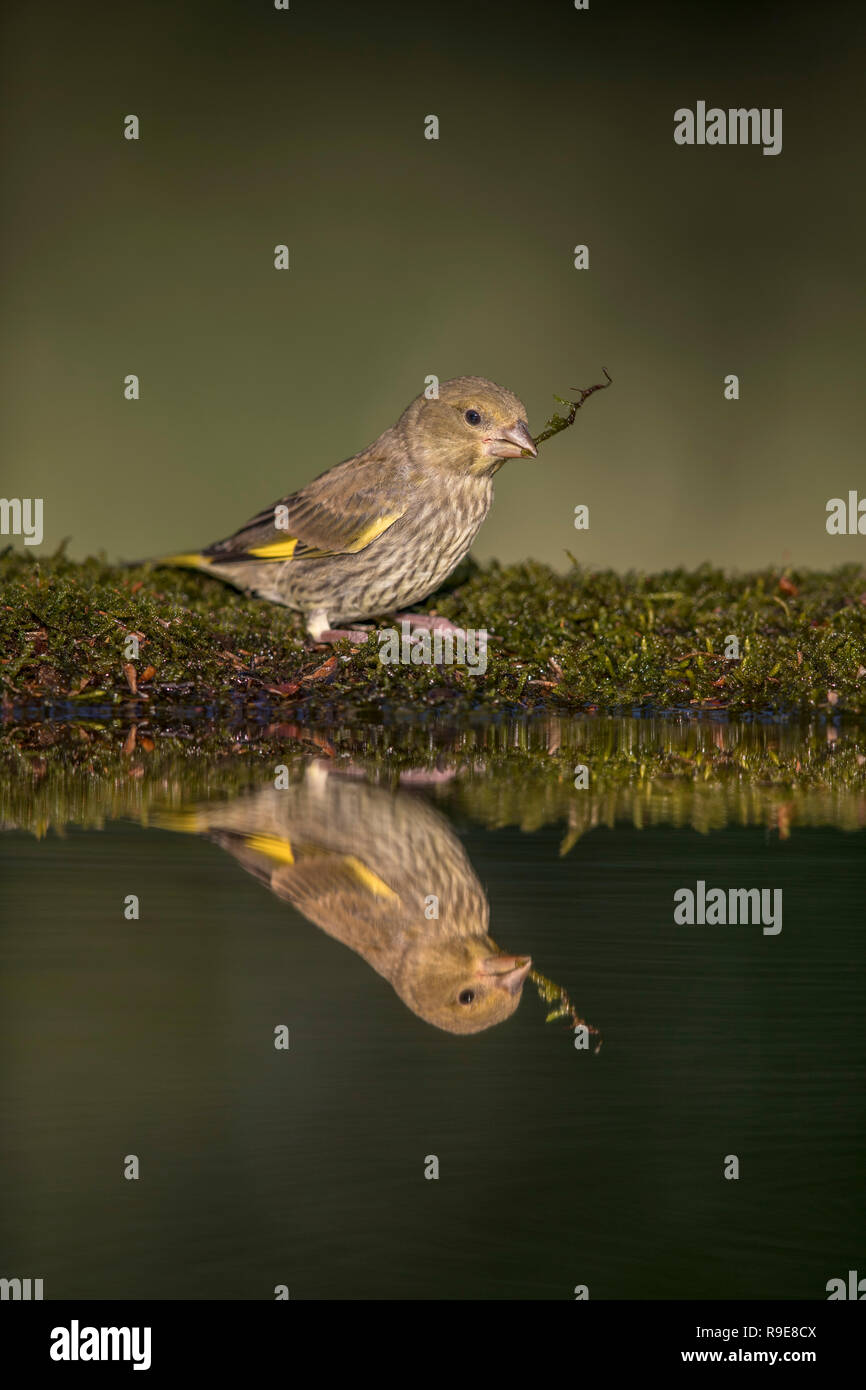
[482,420,537,459]
[478,954,533,994]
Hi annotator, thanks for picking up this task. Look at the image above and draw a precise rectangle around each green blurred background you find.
[2,0,864,571]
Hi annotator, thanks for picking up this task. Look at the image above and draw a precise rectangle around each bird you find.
[153,376,536,640]
[155,761,533,1034]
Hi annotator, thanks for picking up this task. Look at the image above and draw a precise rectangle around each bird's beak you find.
[478,954,533,994]
[482,419,537,459]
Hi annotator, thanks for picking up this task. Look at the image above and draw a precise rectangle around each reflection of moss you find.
[1,715,863,840]
[2,551,865,717]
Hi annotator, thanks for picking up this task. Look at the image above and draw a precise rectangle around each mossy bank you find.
[2,550,865,720]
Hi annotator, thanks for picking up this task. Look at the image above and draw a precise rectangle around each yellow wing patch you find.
[239,837,393,896]
[341,855,398,899]
[340,511,405,553]
[251,510,406,562]
[242,833,295,864]
[246,538,299,560]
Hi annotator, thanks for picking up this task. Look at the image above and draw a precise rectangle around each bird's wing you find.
[203,452,407,564]
[208,830,403,920]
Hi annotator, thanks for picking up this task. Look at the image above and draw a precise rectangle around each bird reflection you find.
[157,762,531,1034]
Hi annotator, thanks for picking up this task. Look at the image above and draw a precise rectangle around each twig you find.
[529,968,603,1052]
[532,369,613,448]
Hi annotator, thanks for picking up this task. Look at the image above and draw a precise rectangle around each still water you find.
[1,715,863,1299]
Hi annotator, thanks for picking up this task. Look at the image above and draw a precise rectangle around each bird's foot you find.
[396,767,457,786]
[392,612,466,637]
[309,613,489,646]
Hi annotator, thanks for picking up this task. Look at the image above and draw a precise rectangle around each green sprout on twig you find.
[532,368,613,449]
[530,967,603,1052]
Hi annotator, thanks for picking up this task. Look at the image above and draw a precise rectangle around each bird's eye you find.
[464,409,482,426]
[458,989,476,1005]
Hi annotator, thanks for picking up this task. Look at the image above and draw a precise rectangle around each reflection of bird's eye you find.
[458,989,475,1005]
[464,410,481,425]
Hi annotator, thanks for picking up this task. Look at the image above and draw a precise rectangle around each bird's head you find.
[393,937,532,1034]
[403,375,536,476]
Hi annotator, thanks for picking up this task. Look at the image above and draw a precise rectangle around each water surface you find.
[1,714,863,1299]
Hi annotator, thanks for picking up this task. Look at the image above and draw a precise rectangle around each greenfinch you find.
[156,762,532,1034]
[156,376,535,639]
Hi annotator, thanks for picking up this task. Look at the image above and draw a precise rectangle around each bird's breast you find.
[395,478,492,585]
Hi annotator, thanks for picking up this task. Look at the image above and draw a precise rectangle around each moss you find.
[1,549,865,718]
[2,709,864,840]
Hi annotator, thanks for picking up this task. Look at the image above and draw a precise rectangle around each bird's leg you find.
[306,608,373,645]
[306,610,331,642]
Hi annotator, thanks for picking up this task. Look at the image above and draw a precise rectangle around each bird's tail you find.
[150,808,206,834]
[123,552,213,572]
[156,552,213,571]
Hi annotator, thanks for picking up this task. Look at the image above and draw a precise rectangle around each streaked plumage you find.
[156,762,532,1034]
[156,376,535,638]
